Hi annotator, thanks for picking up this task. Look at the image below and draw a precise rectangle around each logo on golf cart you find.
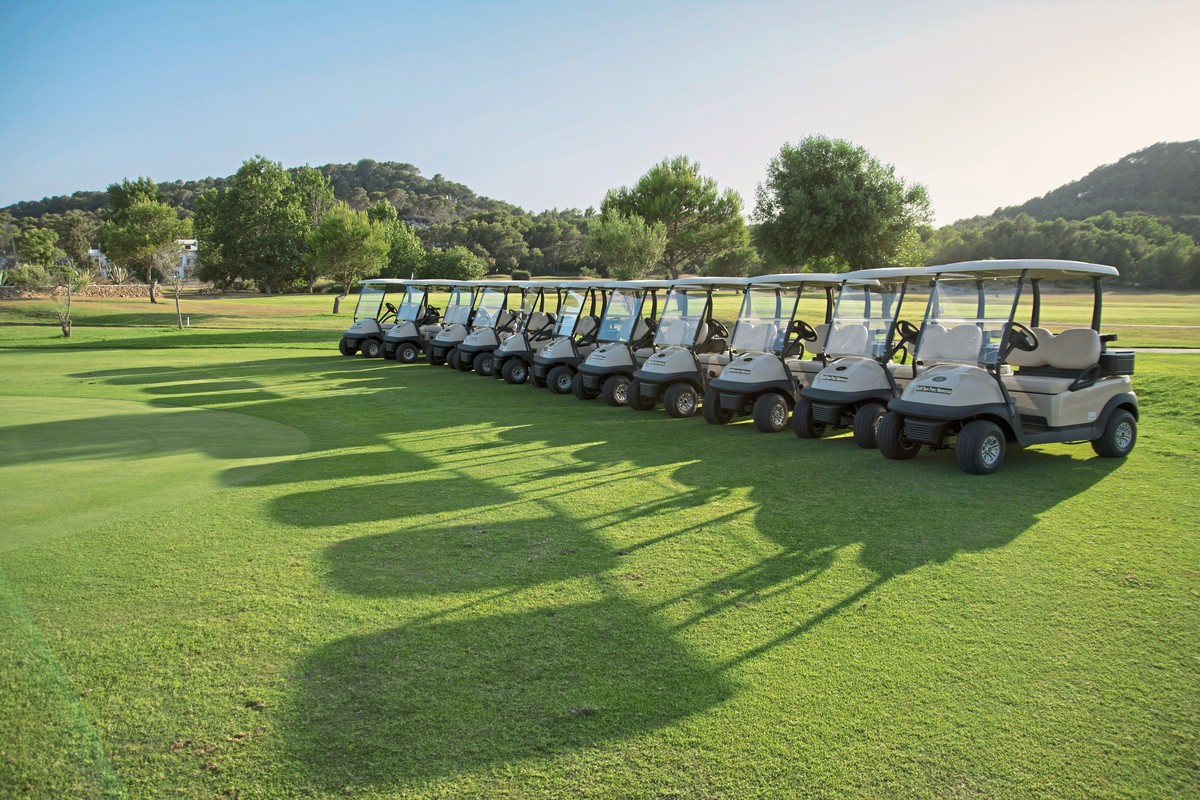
[932,376,947,382]
[727,367,751,375]
[819,374,848,382]
[915,384,952,395]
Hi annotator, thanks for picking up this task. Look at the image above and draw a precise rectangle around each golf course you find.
[1,291,1198,799]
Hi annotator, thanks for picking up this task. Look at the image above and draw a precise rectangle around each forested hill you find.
[1,159,520,227]
[991,140,1200,239]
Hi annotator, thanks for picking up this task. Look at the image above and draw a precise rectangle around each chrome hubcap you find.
[679,392,696,413]
[615,383,627,403]
[1116,422,1133,448]
[771,404,787,427]
[981,435,1001,466]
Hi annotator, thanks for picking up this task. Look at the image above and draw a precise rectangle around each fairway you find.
[1,324,1198,798]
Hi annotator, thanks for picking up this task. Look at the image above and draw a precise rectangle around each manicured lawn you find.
[0,323,1197,798]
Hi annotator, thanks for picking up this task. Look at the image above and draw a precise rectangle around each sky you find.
[1,0,1197,225]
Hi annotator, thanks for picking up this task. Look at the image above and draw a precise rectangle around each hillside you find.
[990,140,1200,240]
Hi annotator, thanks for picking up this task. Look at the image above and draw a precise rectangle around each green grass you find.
[0,323,1198,798]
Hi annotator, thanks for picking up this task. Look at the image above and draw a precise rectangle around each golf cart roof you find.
[357,278,410,287]
[397,278,470,288]
[557,279,611,290]
[666,276,754,289]
[604,280,675,290]
[926,259,1120,280]
[751,271,853,288]
[473,280,523,290]
[840,266,932,282]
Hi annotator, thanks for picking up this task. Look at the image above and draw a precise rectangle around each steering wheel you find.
[1007,321,1039,352]
[385,302,397,314]
[895,319,919,344]
[790,319,818,342]
[710,319,729,338]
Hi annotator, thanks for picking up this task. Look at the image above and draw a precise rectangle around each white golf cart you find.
[624,277,747,416]
[566,280,673,401]
[527,281,611,388]
[338,278,408,358]
[426,282,482,366]
[702,272,841,431]
[878,259,1138,474]
[453,281,533,374]
[793,267,930,446]
[378,279,448,363]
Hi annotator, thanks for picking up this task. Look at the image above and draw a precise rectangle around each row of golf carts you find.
[337,260,1138,475]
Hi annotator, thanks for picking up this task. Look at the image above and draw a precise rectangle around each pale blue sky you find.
[1,0,1197,224]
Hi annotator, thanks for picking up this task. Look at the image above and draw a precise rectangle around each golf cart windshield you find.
[916,276,1021,365]
[654,289,706,347]
[731,285,797,354]
[396,285,426,322]
[473,287,508,328]
[442,287,474,325]
[353,285,387,321]
[598,289,645,343]
[554,289,586,335]
[827,282,905,358]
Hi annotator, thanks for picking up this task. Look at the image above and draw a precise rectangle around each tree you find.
[582,210,667,280]
[100,197,185,303]
[194,156,308,293]
[368,201,427,279]
[602,156,748,277]
[17,227,63,266]
[306,202,390,313]
[704,246,761,277]
[418,245,487,281]
[292,166,337,291]
[754,136,932,270]
[55,210,97,271]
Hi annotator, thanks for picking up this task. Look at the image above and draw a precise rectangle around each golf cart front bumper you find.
[707,376,796,414]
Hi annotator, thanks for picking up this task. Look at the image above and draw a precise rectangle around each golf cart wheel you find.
[427,343,446,366]
[396,343,419,364]
[602,375,630,406]
[956,420,1006,475]
[852,402,887,449]
[571,372,599,400]
[547,365,575,395]
[502,359,529,385]
[627,380,654,411]
[663,383,699,418]
[473,352,494,376]
[338,338,357,356]
[791,397,826,439]
[361,338,382,358]
[702,388,735,424]
[753,393,790,433]
[531,371,548,389]
[1092,409,1137,458]
[877,412,919,460]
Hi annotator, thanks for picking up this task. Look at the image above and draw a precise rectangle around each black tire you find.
[627,379,655,411]
[548,365,575,394]
[878,412,919,460]
[571,371,600,400]
[791,397,826,439]
[852,402,886,449]
[702,387,735,424]
[602,375,631,406]
[531,371,548,389]
[338,338,357,356]
[396,343,419,363]
[1092,409,1137,458]
[502,359,529,385]
[752,393,790,433]
[361,338,382,358]
[663,383,699,418]
[956,420,1006,475]
[473,352,494,376]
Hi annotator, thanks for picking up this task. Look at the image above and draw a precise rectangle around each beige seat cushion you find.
[825,324,868,355]
[1046,328,1100,370]
[921,324,981,362]
[1006,327,1054,367]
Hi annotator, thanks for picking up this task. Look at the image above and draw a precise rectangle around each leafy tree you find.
[754,136,932,270]
[54,210,97,270]
[583,210,667,280]
[306,202,391,313]
[371,205,427,280]
[704,246,760,277]
[418,245,487,281]
[602,156,748,278]
[17,227,63,266]
[100,199,186,302]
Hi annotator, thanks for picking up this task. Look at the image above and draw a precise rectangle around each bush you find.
[7,264,53,291]
[511,269,531,281]
[578,266,601,279]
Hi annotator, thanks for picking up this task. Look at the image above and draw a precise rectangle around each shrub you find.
[7,264,53,291]
[511,269,531,281]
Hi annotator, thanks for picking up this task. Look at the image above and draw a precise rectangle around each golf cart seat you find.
[1006,327,1056,368]
[495,309,517,330]
[527,311,552,334]
[575,315,599,342]
[752,322,779,353]
[1004,328,1103,394]
[920,324,982,363]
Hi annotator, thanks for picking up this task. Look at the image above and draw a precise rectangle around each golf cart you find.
[527,281,611,388]
[488,281,576,383]
[793,267,931,446]
[426,282,481,366]
[702,272,841,431]
[625,277,744,416]
[378,279,447,363]
[565,280,673,401]
[338,278,408,358]
[878,259,1138,474]
[453,281,531,374]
